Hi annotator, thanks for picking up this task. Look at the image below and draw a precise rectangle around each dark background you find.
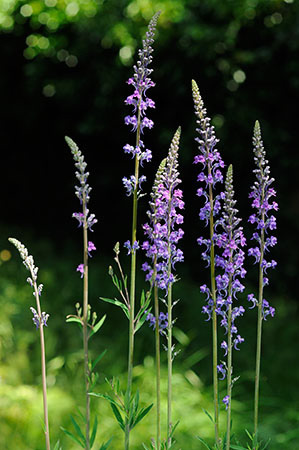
[1,0,299,448]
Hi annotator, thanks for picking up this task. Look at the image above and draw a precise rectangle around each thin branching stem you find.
[208,168,220,448]
[254,210,265,436]
[125,92,142,450]
[33,281,51,450]
[83,194,90,450]
[154,271,161,449]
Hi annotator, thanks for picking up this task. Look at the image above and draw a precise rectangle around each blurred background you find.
[1,0,299,448]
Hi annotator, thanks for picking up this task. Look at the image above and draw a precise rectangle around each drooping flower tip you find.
[223,395,230,410]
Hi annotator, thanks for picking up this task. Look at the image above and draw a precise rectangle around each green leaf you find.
[66,317,82,325]
[131,403,153,430]
[90,415,98,448]
[110,403,125,431]
[61,427,85,448]
[100,297,129,319]
[230,446,248,450]
[196,436,212,449]
[89,315,106,338]
[261,438,271,450]
[70,415,86,444]
[91,349,107,371]
[99,437,113,450]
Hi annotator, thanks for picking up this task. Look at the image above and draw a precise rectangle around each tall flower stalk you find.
[65,136,101,450]
[192,79,225,448]
[122,12,160,450]
[247,121,277,436]
[143,128,184,447]
[8,238,50,450]
[213,165,246,449]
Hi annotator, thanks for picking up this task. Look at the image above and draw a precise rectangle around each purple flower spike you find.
[142,127,184,292]
[123,11,160,195]
[30,307,49,329]
[145,311,168,334]
[248,121,277,319]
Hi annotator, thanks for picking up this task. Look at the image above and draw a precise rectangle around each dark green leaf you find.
[90,415,98,448]
[110,403,125,431]
[230,446,248,450]
[61,427,85,448]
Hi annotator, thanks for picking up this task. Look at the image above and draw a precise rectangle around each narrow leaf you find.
[89,393,122,409]
[110,403,125,431]
[61,427,85,448]
[100,297,129,319]
[53,440,61,450]
[196,436,212,449]
[230,446,247,450]
[89,315,106,338]
[99,437,113,450]
[131,403,153,430]
[66,317,82,325]
[70,415,86,444]
[91,349,107,371]
[90,415,98,448]
[203,408,215,424]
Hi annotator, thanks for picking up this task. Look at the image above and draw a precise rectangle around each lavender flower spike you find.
[248,120,278,318]
[123,11,160,196]
[142,127,184,291]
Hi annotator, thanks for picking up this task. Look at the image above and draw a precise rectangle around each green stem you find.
[167,283,173,449]
[125,94,142,450]
[208,172,220,448]
[33,281,50,450]
[226,292,233,450]
[154,279,161,449]
[254,225,265,436]
[83,197,90,450]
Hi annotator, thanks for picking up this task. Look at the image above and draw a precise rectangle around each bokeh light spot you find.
[233,69,246,84]
[43,84,56,97]
[0,250,11,261]
[20,4,33,17]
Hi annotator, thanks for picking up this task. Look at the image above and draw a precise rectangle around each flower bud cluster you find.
[142,128,184,291]
[192,79,225,265]
[123,12,160,195]
[247,121,278,318]
[9,238,49,329]
[65,136,98,233]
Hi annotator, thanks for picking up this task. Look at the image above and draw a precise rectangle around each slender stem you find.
[167,283,172,449]
[154,278,161,449]
[33,282,50,450]
[83,197,90,450]
[254,225,265,436]
[226,288,233,450]
[208,172,220,448]
[125,94,142,450]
